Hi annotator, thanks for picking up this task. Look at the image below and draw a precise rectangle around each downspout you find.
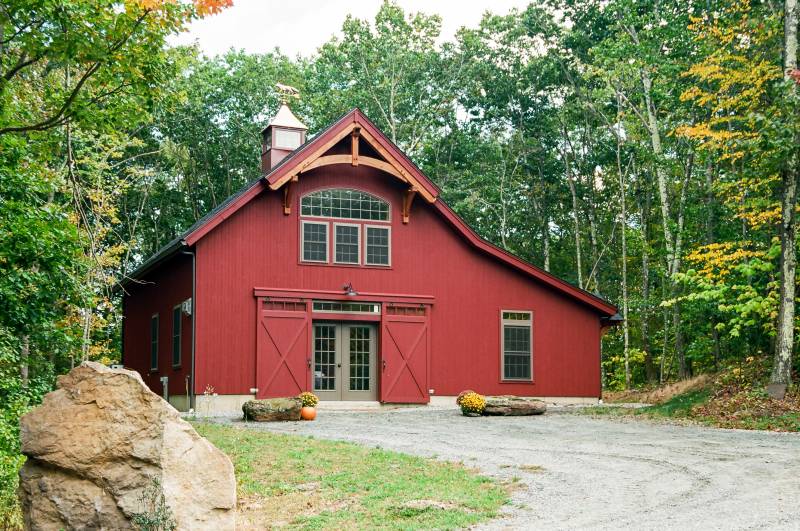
[181,247,196,411]
[120,295,126,366]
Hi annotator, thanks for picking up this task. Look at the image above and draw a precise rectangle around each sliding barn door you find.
[380,306,430,403]
[256,300,310,399]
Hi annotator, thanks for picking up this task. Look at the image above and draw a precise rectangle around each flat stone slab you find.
[243,397,302,421]
[483,395,547,416]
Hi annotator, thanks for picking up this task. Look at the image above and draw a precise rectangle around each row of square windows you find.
[302,221,390,266]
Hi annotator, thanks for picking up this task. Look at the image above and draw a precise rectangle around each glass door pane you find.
[349,326,371,391]
[313,324,337,393]
[342,324,376,401]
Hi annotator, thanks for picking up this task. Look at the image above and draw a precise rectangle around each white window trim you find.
[333,222,361,265]
[500,309,533,382]
[171,304,182,368]
[150,313,159,371]
[301,220,329,263]
[300,188,392,222]
[364,224,392,267]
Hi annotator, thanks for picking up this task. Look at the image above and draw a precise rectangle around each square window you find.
[302,222,328,262]
[335,224,360,264]
[365,226,390,266]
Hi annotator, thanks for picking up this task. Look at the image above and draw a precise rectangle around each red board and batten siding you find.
[122,254,192,399]
[193,165,603,399]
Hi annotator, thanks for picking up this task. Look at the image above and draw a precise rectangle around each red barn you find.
[121,105,618,414]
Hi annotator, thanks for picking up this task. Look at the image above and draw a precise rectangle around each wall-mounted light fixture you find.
[342,282,358,297]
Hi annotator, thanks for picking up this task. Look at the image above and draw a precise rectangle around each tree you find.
[0,0,229,136]
[772,0,799,394]
[306,0,463,158]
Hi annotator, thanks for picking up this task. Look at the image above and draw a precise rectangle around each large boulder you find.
[18,361,236,530]
[483,395,547,416]
[242,397,302,421]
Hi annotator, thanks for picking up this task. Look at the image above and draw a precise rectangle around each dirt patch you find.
[603,374,710,404]
[517,464,544,473]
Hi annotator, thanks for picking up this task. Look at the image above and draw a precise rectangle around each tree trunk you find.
[674,297,689,378]
[660,276,669,384]
[542,217,551,272]
[82,308,92,362]
[704,160,723,372]
[20,335,29,387]
[615,106,631,389]
[639,180,657,383]
[620,177,630,390]
[564,146,583,288]
[770,0,798,396]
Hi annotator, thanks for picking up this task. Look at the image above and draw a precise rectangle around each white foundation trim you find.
[194,394,255,417]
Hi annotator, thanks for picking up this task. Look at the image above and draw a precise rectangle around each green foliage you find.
[130,477,177,531]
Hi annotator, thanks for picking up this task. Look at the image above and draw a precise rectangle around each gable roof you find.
[122,108,617,316]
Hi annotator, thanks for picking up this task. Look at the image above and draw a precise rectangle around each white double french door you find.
[312,323,377,401]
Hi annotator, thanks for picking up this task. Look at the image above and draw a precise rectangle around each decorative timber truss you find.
[270,119,434,224]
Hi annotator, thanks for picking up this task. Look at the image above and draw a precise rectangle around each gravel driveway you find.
[215,407,800,530]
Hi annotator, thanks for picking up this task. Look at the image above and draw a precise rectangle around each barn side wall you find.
[194,165,603,400]
[122,254,193,406]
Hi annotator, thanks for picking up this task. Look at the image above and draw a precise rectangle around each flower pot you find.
[300,406,317,421]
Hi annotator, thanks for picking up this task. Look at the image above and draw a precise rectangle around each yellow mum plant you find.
[459,392,486,416]
[298,391,319,408]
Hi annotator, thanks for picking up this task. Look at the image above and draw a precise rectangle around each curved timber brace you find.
[402,188,417,224]
[282,175,298,215]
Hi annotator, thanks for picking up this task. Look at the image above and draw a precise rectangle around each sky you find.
[171,0,532,58]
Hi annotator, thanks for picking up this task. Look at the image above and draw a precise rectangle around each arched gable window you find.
[300,189,389,221]
[299,189,391,267]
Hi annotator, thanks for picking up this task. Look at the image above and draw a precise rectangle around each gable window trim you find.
[364,224,391,267]
[150,313,159,372]
[301,220,329,263]
[333,222,361,265]
[500,309,533,382]
[171,304,182,368]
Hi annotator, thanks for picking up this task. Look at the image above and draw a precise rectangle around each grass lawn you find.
[194,422,509,530]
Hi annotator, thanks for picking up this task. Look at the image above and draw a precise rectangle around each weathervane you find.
[275,83,300,104]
